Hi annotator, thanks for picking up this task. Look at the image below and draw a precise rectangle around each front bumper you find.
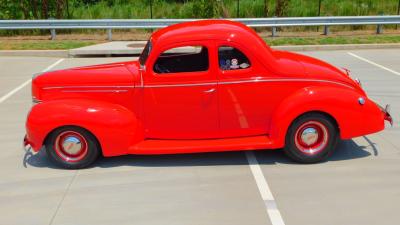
[23,134,39,153]
[23,135,32,153]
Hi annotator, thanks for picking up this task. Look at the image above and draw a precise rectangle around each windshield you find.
[139,40,152,66]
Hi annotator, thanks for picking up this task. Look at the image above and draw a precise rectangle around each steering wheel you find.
[155,64,170,73]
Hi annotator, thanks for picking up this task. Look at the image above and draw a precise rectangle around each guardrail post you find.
[323,25,329,35]
[50,29,56,40]
[107,29,112,41]
[271,26,277,37]
[376,24,383,34]
[271,16,277,37]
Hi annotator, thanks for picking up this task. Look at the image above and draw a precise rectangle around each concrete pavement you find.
[2,42,400,58]
[68,42,400,57]
[0,49,399,225]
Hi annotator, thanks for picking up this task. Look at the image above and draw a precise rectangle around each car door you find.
[217,42,276,138]
[143,41,219,139]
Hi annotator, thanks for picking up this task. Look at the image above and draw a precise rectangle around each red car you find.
[24,20,392,169]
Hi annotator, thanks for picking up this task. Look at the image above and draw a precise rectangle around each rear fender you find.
[26,99,143,156]
[269,86,380,148]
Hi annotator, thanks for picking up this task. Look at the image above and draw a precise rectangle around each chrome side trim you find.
[142,78,354,89]
[144,82,217,88]
[42,85,135,90]
[61,90,129,93]
[41,78,354,90]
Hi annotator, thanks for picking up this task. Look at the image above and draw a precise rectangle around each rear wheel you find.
[45,126,100,169]
[283,113,338,163]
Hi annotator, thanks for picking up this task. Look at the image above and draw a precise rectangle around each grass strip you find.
[1,35,400,50]
[266,35,400,46]
[0,40,98,50]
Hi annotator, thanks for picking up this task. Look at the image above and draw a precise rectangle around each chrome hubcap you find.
[54,131,88,163]
[300,127,319,146]
[61,136,82,155]
[295,121,329,155]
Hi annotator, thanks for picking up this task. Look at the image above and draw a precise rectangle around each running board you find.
[129,135,275,154]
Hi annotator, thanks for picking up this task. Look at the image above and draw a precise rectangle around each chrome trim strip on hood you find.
[61,90,129,93]
[42,85,135,90]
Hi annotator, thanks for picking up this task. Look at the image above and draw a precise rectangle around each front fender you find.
[26,99,143,156]
[269,86,384,148]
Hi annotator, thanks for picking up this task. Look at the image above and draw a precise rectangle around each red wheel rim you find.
[294,121,329,155]
[54,131,88,163]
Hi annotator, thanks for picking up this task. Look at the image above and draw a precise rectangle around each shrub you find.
[190,0,220,18]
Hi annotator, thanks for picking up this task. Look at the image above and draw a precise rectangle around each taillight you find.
[354,78,362,87]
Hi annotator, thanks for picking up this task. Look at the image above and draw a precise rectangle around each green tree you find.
[0,0,21,19]
[0,0,67,19]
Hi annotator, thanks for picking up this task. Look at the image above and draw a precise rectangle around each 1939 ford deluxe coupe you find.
[24,20,392,169]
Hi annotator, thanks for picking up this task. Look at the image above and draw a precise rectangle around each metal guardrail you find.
[1,16,399,40]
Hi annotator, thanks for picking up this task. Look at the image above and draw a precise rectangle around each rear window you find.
[218,46,251,70]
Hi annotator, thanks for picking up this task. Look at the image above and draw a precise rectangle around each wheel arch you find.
[268,85,363,148]
[26,99,144,156]
[291,110,339,133]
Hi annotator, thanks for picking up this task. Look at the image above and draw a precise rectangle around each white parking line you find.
[348,52,400,76]
[0,58,64,104]
[245,151,285,225]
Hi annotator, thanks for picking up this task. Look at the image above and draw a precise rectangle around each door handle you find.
[204,88,216,93]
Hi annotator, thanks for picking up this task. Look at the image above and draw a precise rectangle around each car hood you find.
[34,61,139,87]
[272,50,362,91]
[32,61,140,102]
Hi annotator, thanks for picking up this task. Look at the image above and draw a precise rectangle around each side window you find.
[218,46,251,70]
[153,45,209,74]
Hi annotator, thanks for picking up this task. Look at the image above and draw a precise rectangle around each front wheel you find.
[283,113,338,163]
[45,126,100,169]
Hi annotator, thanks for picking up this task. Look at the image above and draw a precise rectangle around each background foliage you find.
[0,0,399,20]
[0,0,399,36]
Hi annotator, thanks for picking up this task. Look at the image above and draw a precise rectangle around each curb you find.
[0,50,69,58]
[1,43,400,58]
[68,49,142,57]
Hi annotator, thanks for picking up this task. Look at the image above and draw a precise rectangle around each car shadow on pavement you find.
[23,147,61,169]
[23,138,377,169]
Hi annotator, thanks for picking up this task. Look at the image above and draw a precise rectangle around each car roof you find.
[151,19,270,50]
[149,20,279,72]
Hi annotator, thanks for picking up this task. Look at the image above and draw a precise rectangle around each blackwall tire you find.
[283,113,338,163]
[45,126,100,169]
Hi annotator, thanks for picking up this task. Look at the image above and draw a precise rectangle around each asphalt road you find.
[0,49,399,225]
